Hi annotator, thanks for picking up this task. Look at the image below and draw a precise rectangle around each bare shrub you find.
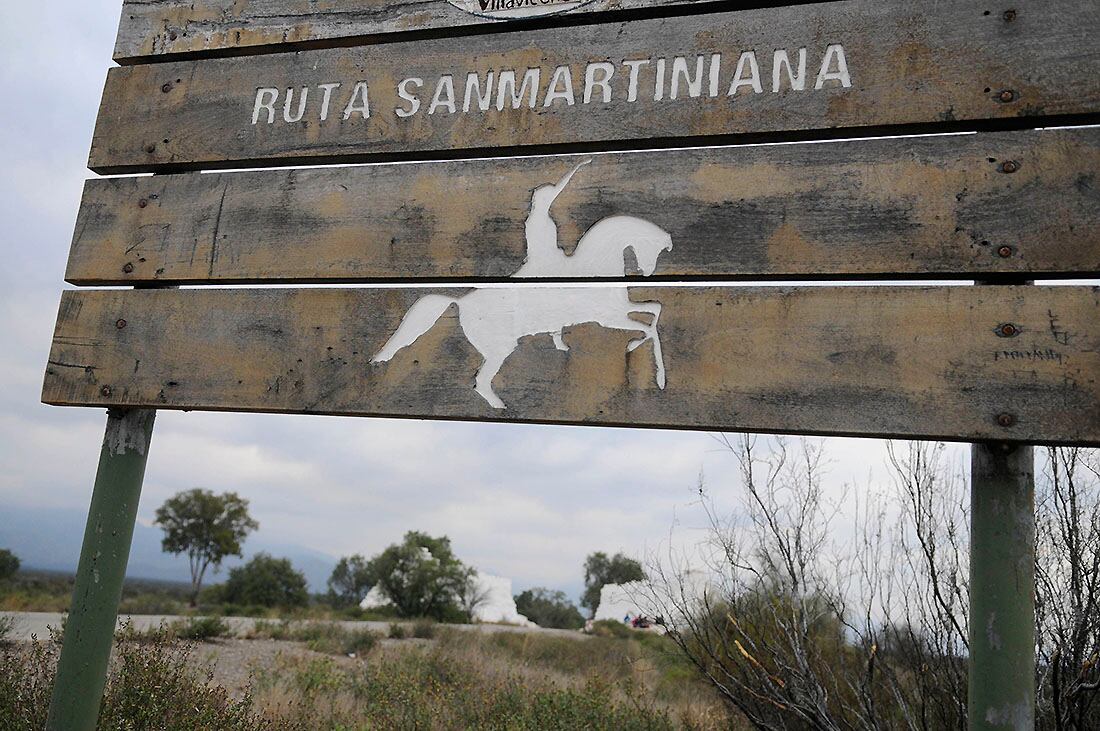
[645,435,1100,729]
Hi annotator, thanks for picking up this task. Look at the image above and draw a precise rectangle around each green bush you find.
[411,619,436,639]
[0,629,266,731]
[296,623,379,656]
[172,615,232,641]
[247,619,380,657]
[388,622,407,639]
[0,615,14,644]
[0,550,20,582]
[247,618,294,641]
[250,644,677,730]
[590,619,634,639]
[221,554,309,609]
[118,592,186,615]
[514,587,586,629]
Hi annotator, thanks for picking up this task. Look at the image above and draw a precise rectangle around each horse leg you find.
[626,301,666,388]
[625,301,660,351]
[552,331,569,351]
[473,349,511,409]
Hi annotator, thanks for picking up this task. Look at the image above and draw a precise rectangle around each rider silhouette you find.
[521,159,590,274]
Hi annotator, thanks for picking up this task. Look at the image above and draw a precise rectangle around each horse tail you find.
[371,294,458,362]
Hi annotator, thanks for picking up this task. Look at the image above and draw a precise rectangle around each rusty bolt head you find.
[122,262,134,273]
[100,385,112,397]
[116,318,127,329]
[168,30,178,41]
[1001,160,1019,174]
[997,412,1016,428]
[138,198,148,208]
[1003,9,1016,21]
[143,143,156,154]
[998,89,1016,103]
[998,322,1019,337]
[161,82,173,93]
[997,245,1013,258]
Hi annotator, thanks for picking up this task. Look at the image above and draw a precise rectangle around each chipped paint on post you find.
[104,407,155,456]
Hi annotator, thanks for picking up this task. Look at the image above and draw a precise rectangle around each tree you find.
[221,553,309,608]
[327,554,373,607]
[582,551,644,617]
[0,549,19,582]
[365,531,473,621]
[514,587,585,629]
[154,489,259,605]
[458,574,491,622]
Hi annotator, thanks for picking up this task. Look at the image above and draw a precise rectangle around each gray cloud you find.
[0,0,955,603]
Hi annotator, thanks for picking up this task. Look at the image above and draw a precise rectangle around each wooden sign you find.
[89,0,1100,173]
[67,128,1100,285]
[112,0,715,63]
[42,0,1100,725]
[43,285,1100,445]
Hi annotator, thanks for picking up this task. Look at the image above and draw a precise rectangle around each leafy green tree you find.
[514,587,585,629]
[581,552,644,617]
[0,548,19,582]
[154,489,259,605]
[327,554,373,607]
[221,553,309,608]
[366,531,473,621]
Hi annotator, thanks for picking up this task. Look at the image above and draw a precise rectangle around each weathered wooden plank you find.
[90,0,1100,174]
[42,285,1100,445]
[113,0,727,63]
[67,128,1100,285]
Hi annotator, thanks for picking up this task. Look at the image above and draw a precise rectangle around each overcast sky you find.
[0,2,967,601]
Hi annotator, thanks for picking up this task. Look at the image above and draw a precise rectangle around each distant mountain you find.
[0,504,337,591]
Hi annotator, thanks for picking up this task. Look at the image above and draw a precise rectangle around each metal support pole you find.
[968,442,1035,731]
[46,408,156,731]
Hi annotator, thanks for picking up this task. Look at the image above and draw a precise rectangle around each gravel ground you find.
[0,611,584,644]
[186,638,359,695]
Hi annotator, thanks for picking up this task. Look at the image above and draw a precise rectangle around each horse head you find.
[627,221,674,277]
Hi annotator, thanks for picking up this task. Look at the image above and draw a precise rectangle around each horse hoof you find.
[477,389,506,410]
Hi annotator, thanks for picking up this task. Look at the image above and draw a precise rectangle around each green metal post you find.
[968,442,1035,730]
[46,408,156,731]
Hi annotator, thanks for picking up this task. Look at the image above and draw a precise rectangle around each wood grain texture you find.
[42,286,1100,445]
[89,0,1100,173]
[67,128,1100,285]
[112,0,724,63]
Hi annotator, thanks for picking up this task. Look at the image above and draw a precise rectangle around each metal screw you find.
[116,319,127,329]
[122,262,134,273]
[1003,9,1016,21]
[144,143,156,154]
[1001,160,1019,174]
[100,385,112,397]
[997,412,1016,428]
[168,30,178,41]
[998,89,1016,103]
[138,198,148,208]
[997,246,1013,258]
[161,82,173,93]
[997,322,1019,337]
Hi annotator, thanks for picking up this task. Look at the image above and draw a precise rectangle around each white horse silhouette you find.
[371,161,673,409]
